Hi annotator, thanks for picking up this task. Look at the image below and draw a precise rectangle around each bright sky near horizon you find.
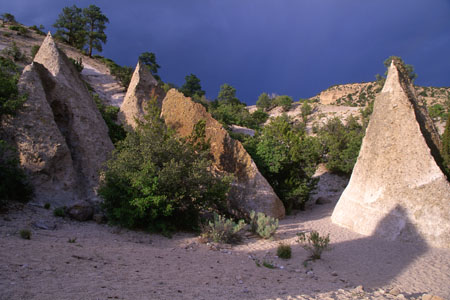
[2,0,450,104]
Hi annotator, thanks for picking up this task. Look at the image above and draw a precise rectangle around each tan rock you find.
[161,89,285,218]
[4,33,114,206]
[2,63,78,206]
[331,60,450,248]
[118,61,165,129]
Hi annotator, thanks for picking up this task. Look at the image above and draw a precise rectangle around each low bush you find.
[92,94,126,144]
[201,213,246,244]
[20,229,31,240]
[1,42,26,62]
[30,45,40,59]
[297,230,331,260]
[44,203,50,209]
[99,100,231,232]
[53,207,65,217]
[29,25,45,35]
[277,243,292,259]
[249,210,278,239]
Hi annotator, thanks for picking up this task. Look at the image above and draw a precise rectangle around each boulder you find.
[161,89,285,218]
[2,33,114,207]
[331,60,450,248]
[66,201,94,221]
[119,61,165,129]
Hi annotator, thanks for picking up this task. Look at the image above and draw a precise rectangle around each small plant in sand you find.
[249,210,278,239]
[276,243,292,259]
[20,229,31,240]
[297,230,331,260]
[44,202,50,210]
[53,207,65,217]
[262,260,275,269]
[201,213,246,244]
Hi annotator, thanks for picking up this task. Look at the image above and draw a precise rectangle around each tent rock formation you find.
[161,89,285,218]
[3,33,114,207]
[118,61,165,129]
[331,60,450,248]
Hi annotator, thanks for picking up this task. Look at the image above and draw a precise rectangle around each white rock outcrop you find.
[331,61,450,248]
[4,33,114,206]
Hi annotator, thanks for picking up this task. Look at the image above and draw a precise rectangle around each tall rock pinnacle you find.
[119,61,165,129]
[331,60,450,248]
[4,32,114,206]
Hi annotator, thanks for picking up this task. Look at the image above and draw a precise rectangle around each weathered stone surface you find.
[161,89,285,218]
[3,33,113,206]
[118,61,165,129]
[331,61,450,248]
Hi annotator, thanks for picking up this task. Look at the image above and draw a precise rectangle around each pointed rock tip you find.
[134,60,158,85]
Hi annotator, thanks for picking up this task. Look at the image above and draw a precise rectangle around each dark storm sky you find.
[2,0,450,104]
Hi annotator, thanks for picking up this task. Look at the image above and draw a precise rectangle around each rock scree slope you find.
[331,60,450,248]
[118,61,165,129]
[161,89,285,218]
[3,33,114,207]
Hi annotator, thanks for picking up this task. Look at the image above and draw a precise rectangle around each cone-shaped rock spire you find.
[161,89,285,218]
[4,33,114,206]
[331,60,450,248]
[119,61,165,129]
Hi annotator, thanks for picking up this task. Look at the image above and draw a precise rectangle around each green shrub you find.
[318,116,365,176]
[256,92,273,111]
[99,100,231,232]
[29,25,45,35]
[8,25,21,31]
[67,238,77,243]
[297,230,331,260]
[20,229,31,240]
[272,95,293,111]
[277,243,291,259]
[30,45,40,59]
[262,261,275,269]
[69,57,83,73]
[3,32,11,37]
[44,203,51,209]
[53,207,65,217]
[92,94,126,144]
[201,213,246,244]
[428,104,446,120]
[1,42,26,62]
[0,57,32,207]
[249,210,278,239]
[242,115,321,212]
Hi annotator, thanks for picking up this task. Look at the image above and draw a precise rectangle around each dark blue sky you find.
[2,0,450,104]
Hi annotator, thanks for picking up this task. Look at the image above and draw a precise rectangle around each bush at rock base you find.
[99,100,231,232]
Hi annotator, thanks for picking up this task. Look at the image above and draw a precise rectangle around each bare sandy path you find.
[1,195,449,300]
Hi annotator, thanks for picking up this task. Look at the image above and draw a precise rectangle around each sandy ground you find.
[1,171,449,300]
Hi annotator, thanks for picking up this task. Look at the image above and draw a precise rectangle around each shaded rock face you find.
[3,33,113,207]
[161,89,285,218]
[331,61,450,248]
[119,61,165,129]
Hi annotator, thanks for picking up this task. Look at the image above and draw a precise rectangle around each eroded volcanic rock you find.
[119,61,165,129]
[331,60,450,248]
[161,89,285,218]
[3,33,113,206]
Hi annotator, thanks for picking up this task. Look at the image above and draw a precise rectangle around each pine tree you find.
[138,52,161,80]
[180,74,205,98]
[53,5,86,49]
[83,5,109,57]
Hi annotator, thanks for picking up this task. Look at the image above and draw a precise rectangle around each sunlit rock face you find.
[3,33,113,206]
[331,60,450,248]
[161,89,285,219]
[118,61,165,129]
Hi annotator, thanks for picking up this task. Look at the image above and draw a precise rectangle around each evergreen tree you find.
[83,5,109,57]
[180,74,205,98]
[217,83,240,105]
[138,52,161,80]
[53,5,86,49]
[256,92,272,111]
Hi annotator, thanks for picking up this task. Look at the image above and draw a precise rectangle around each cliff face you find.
[331,61,450,248]
[118,61,165,129]
[3,33,114,206]
[161,89,285,218]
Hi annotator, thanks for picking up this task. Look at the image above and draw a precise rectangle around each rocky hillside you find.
[0,20,125,107]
